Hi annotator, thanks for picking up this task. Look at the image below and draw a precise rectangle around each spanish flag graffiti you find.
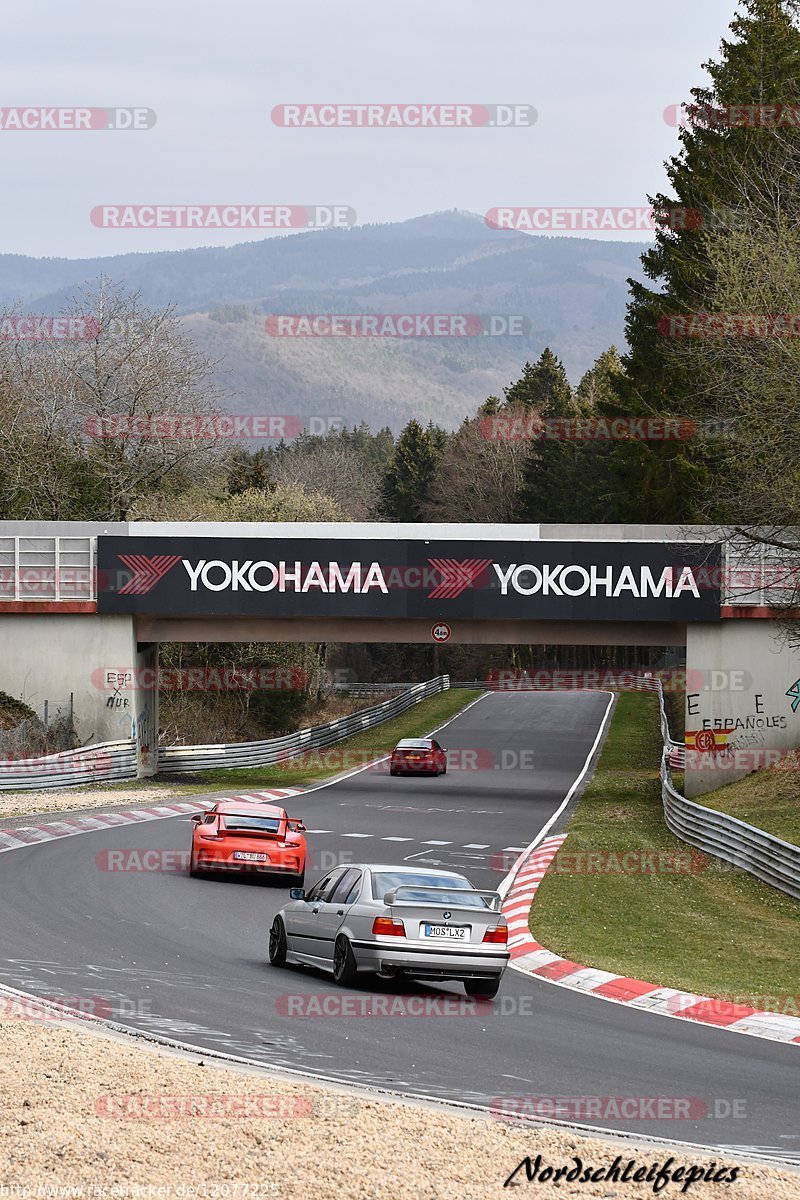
[685,729,730,754]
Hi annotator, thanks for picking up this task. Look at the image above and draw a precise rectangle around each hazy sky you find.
[1,0,740,259]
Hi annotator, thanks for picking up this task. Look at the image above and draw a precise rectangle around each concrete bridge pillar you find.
[684,620,800,797]
[0,614,159,777]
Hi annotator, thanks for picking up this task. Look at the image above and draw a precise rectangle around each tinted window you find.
[306,868,346,903]
[342,873,363,904]
[371,871,489,907]
[329,868,362,904]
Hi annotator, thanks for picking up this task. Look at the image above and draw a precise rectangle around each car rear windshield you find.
[396,740,431,750]
[371,871,489,907]
[221,814,282,833]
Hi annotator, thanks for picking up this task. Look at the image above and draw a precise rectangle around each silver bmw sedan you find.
[268,863,509,998]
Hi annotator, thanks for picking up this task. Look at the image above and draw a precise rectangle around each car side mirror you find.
[190,813,202,823]
[287,818,306,832]
[289,887,306,901]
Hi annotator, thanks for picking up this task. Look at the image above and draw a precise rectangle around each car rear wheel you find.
[332,935,358,986]
[290,869,305,888]
[389,767,398,776]
[189,850,203,878]
[269,917,288,967]
[464,978,500,999]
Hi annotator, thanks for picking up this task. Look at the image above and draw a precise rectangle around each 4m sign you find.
[96,537,722,622]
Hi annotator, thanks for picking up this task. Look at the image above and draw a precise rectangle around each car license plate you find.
[233,851,268,862]
[423,924,468,940]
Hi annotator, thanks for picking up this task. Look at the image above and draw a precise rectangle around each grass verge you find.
[533,692,800,1000]
[695,762,800,848]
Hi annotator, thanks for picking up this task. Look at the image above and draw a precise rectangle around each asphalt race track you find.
[0,692,797,1164]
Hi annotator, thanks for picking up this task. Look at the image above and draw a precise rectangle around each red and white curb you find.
[502,836,800,1047]
[0,789,302,853]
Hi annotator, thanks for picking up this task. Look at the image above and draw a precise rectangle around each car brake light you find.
[372,917,406,937]
[482,924,508,944]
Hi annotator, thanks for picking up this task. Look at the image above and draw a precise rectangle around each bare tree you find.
[268,439,380,520]
[0,278,227,520]
[420,403,530,522]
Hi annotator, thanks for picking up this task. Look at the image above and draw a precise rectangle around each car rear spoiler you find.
[383,885,502,912]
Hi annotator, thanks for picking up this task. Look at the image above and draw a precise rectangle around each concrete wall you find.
[0,614,147,749]
[684,620,800,797]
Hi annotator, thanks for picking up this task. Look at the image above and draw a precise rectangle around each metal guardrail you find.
[341,677,664,692]
[655,681,800,902]
[332,683,410,695]
[157,676,450,773]
[0,676,450,789]
[0,742,136,792]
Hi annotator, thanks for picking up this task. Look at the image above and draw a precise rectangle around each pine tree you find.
[514,351,580,521]
[379,420,446,520]
[503,349,573,415]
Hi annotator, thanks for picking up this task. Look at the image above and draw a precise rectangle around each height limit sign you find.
[431,623,451,643]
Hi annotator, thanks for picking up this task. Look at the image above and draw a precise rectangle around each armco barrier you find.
[0,676,449,790]
[655,681,800,902]
[157,675,450,772]
[0,742,137,792]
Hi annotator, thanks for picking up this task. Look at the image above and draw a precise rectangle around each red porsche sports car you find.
[389,738,448,776]
[189,800,307,884]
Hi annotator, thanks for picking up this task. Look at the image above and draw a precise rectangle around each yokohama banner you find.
[96,537,722,622]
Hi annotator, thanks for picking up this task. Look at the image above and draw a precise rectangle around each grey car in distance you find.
[268,863,509,998]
